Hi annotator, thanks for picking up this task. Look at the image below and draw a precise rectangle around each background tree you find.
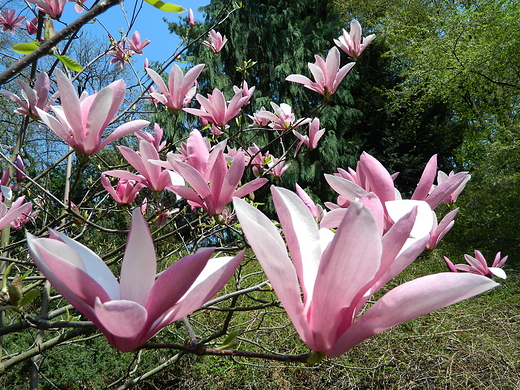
[165,0,362,202]
[334,0,520,262]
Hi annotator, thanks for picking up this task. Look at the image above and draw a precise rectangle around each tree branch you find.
[0,0,121,86]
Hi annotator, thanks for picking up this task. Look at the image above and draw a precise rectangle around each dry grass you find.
[138,258,520,390]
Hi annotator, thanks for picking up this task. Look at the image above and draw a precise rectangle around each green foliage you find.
[54,54,83,71]
[11,41,41,54]
[144,0,185,13]
[445,142,520,266]
[335,0,519,254]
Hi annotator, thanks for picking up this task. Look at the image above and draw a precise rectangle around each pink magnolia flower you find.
[325,153,471,231]
[293,118,326,155]
[254,102,310,131]
[426,208,459,250]
[151,129,225,184]
[68,0,88,13]
[126,31,151,55]
[176,129,212,174]
[247,144,270,177]
[183,88,249,129]
[202,29,227,54]
[248,107,271,127]
[10,198,38,230]
[334,20,375,60]
[26,0,67,20]
[286,47,355,98]
[188,8,195,27]
[445,251,508,280]
[135,123,166,152]
[436,170,471,204]
[146,64,204,113]
[267,157,290,178]
[26,17,38,35]
[27,208,244,352]
[169,151,268,216]
[146,86,160,107]
[101,175,144,205]
[108,41,133,69]
[234,187,498,357]
[0,169,12,201]
[36,69,149,155]
[0,72,56,118]
[155,209,177,226]
[233,81,255,106]
[411,155,471,207]
[0,196,33,231]
[0,9,25,34]
[104,141,183,193]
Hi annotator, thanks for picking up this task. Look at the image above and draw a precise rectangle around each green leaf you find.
[143,0,185,13]
[12,41,41,54]
[20,289,40,308]
[54,55,83,71]
[216,330,239,350]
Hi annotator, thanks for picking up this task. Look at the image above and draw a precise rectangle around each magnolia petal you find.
[103,170,144,183]
[320,208,347,229]
[94,298,147,338]
[311,202,382,351]
[386,200,433,240]
[233,178,268,199]
[359,152,395,204]
[325,174,368,201]
[145,248,214,324]
[168,185,204,207]
[426,172,469,209]
[328,273,498,357]
[489,267,507,279]
[358,193,384,235]
[208,150,228,213]
[233,197,315,349]
[412,155,437,200]
[55,69,83,137]
[146,68,169,96]
[48,230,120,299]
[27,234,114,307]
[85,87,114,152]
[164,251,244,326]
[119,209,157,305]
[36,109,73,148]
[271,187,323,306]
[101,120,150,151]
[186,129,210,174]
[103,79,126,128]
[286,74,314,88]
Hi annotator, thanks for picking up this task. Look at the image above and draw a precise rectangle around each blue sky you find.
[61,0,210,65]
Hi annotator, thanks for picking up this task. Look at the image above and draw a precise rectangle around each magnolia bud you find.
[8,275,23,307]
[188,8,195,27]
[14,154,25,181]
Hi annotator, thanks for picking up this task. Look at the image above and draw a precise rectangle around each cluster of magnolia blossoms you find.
[9,18,507,359]
[321,153,471,250]
[286,20,373,99]
[108,31,151,69]
[149,129,269,216]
